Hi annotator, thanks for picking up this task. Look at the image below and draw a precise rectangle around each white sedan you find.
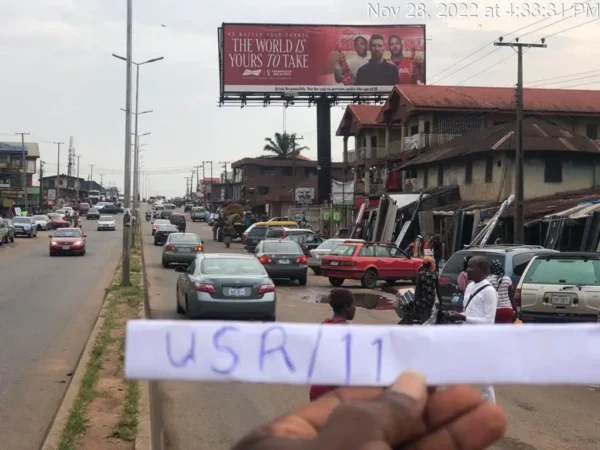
[32,215,52,230]
[97,215,116,231]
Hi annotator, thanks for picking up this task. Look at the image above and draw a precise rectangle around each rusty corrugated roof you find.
[401,118,600,169]
[348,105,383,126]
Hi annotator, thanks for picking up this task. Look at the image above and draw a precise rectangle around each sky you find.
[0,0,598,197]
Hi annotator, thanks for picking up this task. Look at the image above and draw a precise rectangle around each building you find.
[337,85,600,201]
[0,141,40,212]
[41,176,104,201]
[400,118,600,202]
[231,156,348,217]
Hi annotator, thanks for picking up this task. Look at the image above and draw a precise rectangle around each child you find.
[309,288,356,402]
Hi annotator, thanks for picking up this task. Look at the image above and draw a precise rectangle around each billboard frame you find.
[218,22,426,107]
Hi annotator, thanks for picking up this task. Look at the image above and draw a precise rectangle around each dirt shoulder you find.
[55,234,145,450]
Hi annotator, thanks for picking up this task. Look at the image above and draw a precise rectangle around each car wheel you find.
[311,267,322,276]
[329,277,344,287]
[361,269,378,289]
[298,275,307,286]
[162,260,168,268]
[49,252,54,257]
[185,297,192,319]
[10,235,14,243]
[176,291,185,314]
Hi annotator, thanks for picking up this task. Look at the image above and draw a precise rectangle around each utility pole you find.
[89,164,94,186]
[494,37,546,244]
[219,161,229,201]
[185,177,191,197]
[67,136,75,177]
[39,160,45,208]
[76,155,81,199]
[201,164,206,208]
[291,135,304,206]
[204,161,213,209]
[193,165,202,199]
[15,132,30,210]
[100,174,104,187]
[53,141,64,199]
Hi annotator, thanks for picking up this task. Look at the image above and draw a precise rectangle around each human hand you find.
[231,371,506,450]
[446,312,466,322]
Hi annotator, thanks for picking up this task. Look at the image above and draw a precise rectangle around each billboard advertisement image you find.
[219,24,426,95]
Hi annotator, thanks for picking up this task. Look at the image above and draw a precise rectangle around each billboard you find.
[219,23,425,95]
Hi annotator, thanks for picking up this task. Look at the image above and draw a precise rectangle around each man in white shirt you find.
[447,256,499,402]
[333,36,369,84]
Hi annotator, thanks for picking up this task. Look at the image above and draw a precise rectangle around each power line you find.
[526,68,600,85]
[455,53,516,85]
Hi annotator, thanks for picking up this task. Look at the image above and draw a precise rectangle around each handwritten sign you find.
[125,321,600,386]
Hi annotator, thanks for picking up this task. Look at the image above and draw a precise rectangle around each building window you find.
[544,158,563,183]
[424,121,430,133]
[587,124,598,140]
[493,120,509,126]
[257,186,269,195]
[370,136,377,148]
[282,166,293,176]
[410,125,418,136]
[465,161,473,184]
[260,167,276,175]
[437,165,444,186]
[423,168,428,188]
[485,156,494,183]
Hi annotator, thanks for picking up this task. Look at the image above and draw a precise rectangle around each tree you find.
[263,132,308,158]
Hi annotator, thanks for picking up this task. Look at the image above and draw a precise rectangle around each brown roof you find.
[509,187,600,221]
[377,85,600,123]
[400,118,600,169]
[336,104,385,136]
[232,156,344,169]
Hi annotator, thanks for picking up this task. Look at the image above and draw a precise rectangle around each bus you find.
[88,190,101,204]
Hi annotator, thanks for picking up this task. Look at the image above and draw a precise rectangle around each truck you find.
[88,190,101,204]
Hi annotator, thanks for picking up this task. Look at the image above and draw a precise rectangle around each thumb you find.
[316,372,428,449]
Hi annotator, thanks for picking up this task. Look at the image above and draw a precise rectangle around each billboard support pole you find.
[316,97,332,205]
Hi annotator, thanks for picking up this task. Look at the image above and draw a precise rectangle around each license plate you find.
[551,295,571,305]
[179,248,191,252]
[278,259,290,264]
[62,246,70,250]
[229,288,246,297]
[330,261,339,266]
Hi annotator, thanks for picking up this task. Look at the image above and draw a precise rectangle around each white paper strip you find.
[124,320,600,386]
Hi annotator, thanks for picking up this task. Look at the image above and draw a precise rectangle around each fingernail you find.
[390,371,427,401]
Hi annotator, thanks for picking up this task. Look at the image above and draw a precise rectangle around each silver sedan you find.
[175,253,276,321]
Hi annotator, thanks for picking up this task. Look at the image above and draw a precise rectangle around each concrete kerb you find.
[40,264,116,450]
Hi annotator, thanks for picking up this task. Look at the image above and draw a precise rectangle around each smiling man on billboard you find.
[333,36,369,85]
[388,35,419,85]
[355,34,399,86]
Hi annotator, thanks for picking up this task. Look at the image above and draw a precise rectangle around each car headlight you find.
[73,240,83,246]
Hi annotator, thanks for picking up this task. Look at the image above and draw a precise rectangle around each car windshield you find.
[263,241,302,254]
[89,209,98,213]
[329,244,358,256]
[154,220,170,225]
[171,215,185,221]
[318,240,345,250]
[13,218,31,224]
[159,225,179,231]
[201,258,265,276]
[192,208,204,212]
[286,234,304,243]
[170,234,200,244]
[100,216,114,221]
[154,206,164,210]
[524,258,600,285]
[33,216,47,220]
[442,252,507,275]
[55,230,82,238]
[249,226,268,237]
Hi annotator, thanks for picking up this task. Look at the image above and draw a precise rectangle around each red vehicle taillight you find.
[514,288,521,308]
[439,276,452,286]
[259,255,272,264]
[195,245,203,252]
[165,244,175,251]
[296,255,307,264]
[194,282,216,293]
[258,284,275,294]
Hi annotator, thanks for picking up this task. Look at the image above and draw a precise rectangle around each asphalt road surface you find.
[0,216,123,450]
[143,208,600,450]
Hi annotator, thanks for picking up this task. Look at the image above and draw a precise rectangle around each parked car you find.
[307,238,365,275]
[154,224,179,245]
[152,219,171,236]
[321,242,422,288]
[0,219,15,244]
[86,208,100,220]
[242,221,299,244]
[162,233,204,268]
[32,215,52,231]
[49,227,87,256]
[97,215,116,231]
[439,245,558,310]
[175,253,276,321]
[254,239,308,285]
[98,203,121,214]
[190,207,206,222]
[285,231,325,257]
[169,213,187,232]
[517,252,600,323]
[12,217,38,238]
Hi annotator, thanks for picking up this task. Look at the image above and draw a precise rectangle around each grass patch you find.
[56,227,146,449]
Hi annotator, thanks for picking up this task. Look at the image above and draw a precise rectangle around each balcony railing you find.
[347,146,387,162]
[367,183,386,196]
[403,133,462,151]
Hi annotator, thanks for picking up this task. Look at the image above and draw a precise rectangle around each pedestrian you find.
[232,371,508,450]
[414,255,440,320]
[446,256,499,403]
[457,256,471,293]
[488,259,517,323]
[430,233,443,272]
[309,288,356,402]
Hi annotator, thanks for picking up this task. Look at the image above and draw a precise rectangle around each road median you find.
[41,227,151,450]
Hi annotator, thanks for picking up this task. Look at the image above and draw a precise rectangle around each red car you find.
[49,214,70,229]
[321,242,423,289]
[49,227,87,256]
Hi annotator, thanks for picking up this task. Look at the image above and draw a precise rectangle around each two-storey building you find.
[337,85,600,203]
[0,141,40,212]
[231,156,347,217]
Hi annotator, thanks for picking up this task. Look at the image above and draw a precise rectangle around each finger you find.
[423,386,487,429]
[317,371,428,448]
[406,403,507,450]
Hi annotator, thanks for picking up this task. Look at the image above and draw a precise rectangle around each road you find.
[0,216,123,450]
[142,209,600,450]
